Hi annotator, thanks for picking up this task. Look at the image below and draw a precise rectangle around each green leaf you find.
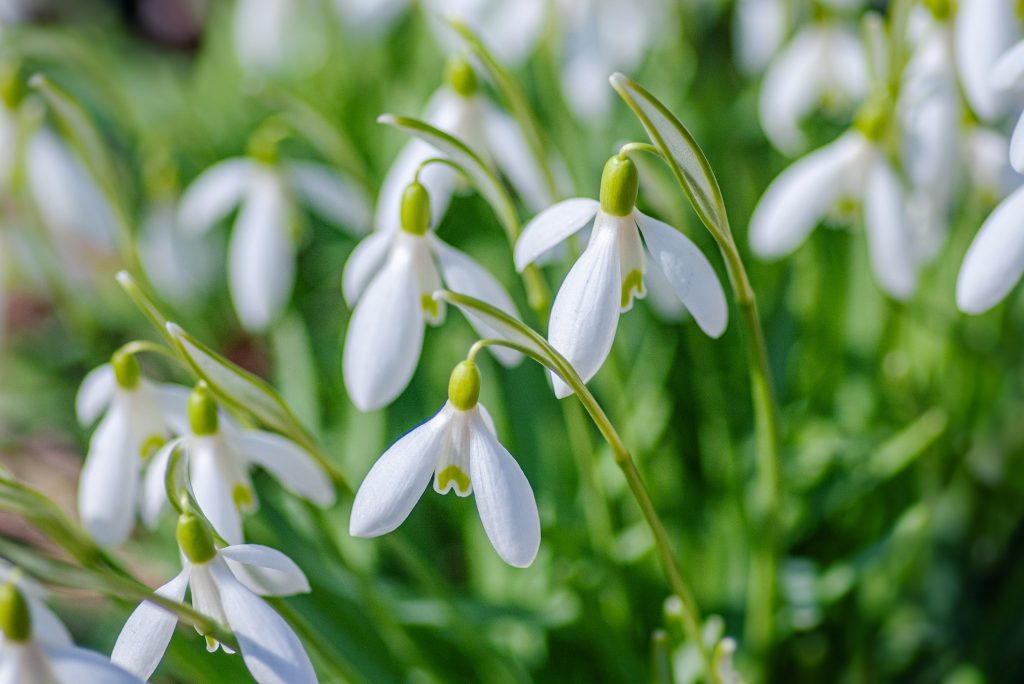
[609,73,730,241]
[116,271,176,348]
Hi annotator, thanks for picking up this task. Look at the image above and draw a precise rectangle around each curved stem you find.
[414,156,468,184]
[116,339,182,362]
[619,142,663,159]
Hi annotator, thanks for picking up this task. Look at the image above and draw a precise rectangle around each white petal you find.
[991,38,1024,91]
[955,0,1017,119]
[547,213,622,398]
[343,236,425,411]
[514,198,599,271]
[190,437,246,545]
[110,567,189,680]
[229,429,334,507]
[228,171,295,333]
[209,560,317,684]
[150,383,192,436]
[76,364,115,426]
[41,642,143,684]
[1009,110,1024,174]
[863,157,918,300]
[957,185,1024,313]
[178,158,253,235]
[342,231,393,306]
[29,601,73,648]
[467,409,539,567]
[759,27,827,154]
[483,107,552,212]
[219,544,310,596]
[643,254,688,322]
[349,405,450,537]
[432,238,523,366]
[750,132,868,258]
[78,402,139,548]
[138,200,219,306]
[233,0,290,74]
[285,161,371,235]
[635,212,728,337]
[141,437,184,529]
[733,0,787,74]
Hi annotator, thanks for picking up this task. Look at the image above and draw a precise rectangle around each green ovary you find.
[621,270,645,308]
[436,465,471,495]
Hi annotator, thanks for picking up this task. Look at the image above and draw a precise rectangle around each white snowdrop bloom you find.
[343,181,523,411]
[555,0,664,122]
[232,0,326,77]
[144,382,335,545]
[516,154,728,397]
[989,38,1024,172]
[955,0,1019,120]
[0,576,141,683]
[375,56,557,238]
[963,126,1018,200]
[76,352,187,548]
[334,0,409,35]
[112,511,315,684]
[138,198,218,307]
[956,184,1024,313]
[733,0,788,75]
[423,0,545,66]
[750,127,921,301]
[759,22,869,155]
[350,360,540,567]
[178,149,370,333]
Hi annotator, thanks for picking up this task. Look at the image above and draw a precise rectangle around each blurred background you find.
[1,0,1023,682]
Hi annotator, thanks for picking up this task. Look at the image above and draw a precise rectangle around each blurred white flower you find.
[350,360,540,567]
[144,382,334,545]
[759,21,868,155]
[954,0,1019,120]
[515,155,727,397]
[733,0,788,75]
[750,129,921,300]
[112,512,315,684]
[343,181,522,411]
[0,575,141,683]
[424,0,545,66]
[990,38,1024,171]
[178,151,370,333]
[138,198,218,307]
[232,0,327,77]
[963,125,1018,199]
[956,184,1024,313]
[75,353,186,548]
[334,0,409,35]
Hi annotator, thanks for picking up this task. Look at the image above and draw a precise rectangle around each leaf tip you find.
[376,113,397,126]
[27,73,47,90]
[165,322,184,338]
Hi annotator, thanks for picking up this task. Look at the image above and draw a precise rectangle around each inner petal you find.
[433,412,473,497]
[618,216,646,311]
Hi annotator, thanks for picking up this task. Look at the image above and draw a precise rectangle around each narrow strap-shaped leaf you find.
[609,73,730,242]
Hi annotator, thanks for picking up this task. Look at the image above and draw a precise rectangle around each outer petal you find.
[734,0,787,75]
[343,236,425,411]
[759,27,826,154]
[432,238,523,366]
[141,437,184,529]
[229,171,295,333]
[190,438,245,545]
[1009,110,1024,174]
[138,200,219,306]
[219,544,310,596]
[285,161,371,235]
[514,198,599,271]
[110,568,190,681]
[342,231,393,306]
[209,560,317,684]
[349,406,450,537]
[749,132,869,258]
[29,601,73,648]
[483,106,552,212]
[76,364,115,426]
[178,158,253,234]
[957,185,1024,313]
[635,212,728,337]
[955,0,1017,120]
[42,642,144,684]
[863,157,918,300]
[150,383,192,436]
[547,214,622,398]
[78,403,139,548]
[991,38,1024,91]
[229,429,334,507]
[467,410,540,568]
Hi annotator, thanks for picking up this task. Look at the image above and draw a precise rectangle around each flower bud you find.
[176,511,216,564]
[400,181,431,236]
[599,154,639,217]
[112,350,141,389]
[188,382,219,436]
[445,54,478,97]
[448,360,481,411]
[0,582,31,643]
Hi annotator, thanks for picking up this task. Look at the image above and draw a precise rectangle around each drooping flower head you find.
[516,153,728,397]
[350,360,541,567]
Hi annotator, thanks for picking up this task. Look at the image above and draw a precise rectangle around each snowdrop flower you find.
[178,125,370,333]
[112,511,315,684]
[423,0,545,66]
[515,154,728,397]
[955,0,1019,121]
[334,0,409,35]
[343,180,522,411]
[733,0,788,75]
[0,575,141,683]
[76,351,185,548]
[956,184,1024,313]
[750,107,922,300]
[759,21,869,155]
[144,382,335,545]
[138,195,218,307]
[232,0,326,77]
[350,360,540,567]
[990,37,1024,172]
[375,56,557,237]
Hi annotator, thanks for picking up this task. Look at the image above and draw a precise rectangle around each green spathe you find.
[599,155,639,217]
[448,360,481,411]
[0,582,31,642]
[176,512,216,564]
[188,382,219,436]
[401,182,432,236]
[112,349,141,389]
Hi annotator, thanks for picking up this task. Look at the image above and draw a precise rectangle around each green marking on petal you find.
[140,434,165,460]
[421,294,440,319]
[233,484,254,511]
[621,270,645,308]
[205,635,218,651]
[436,465,471,495]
